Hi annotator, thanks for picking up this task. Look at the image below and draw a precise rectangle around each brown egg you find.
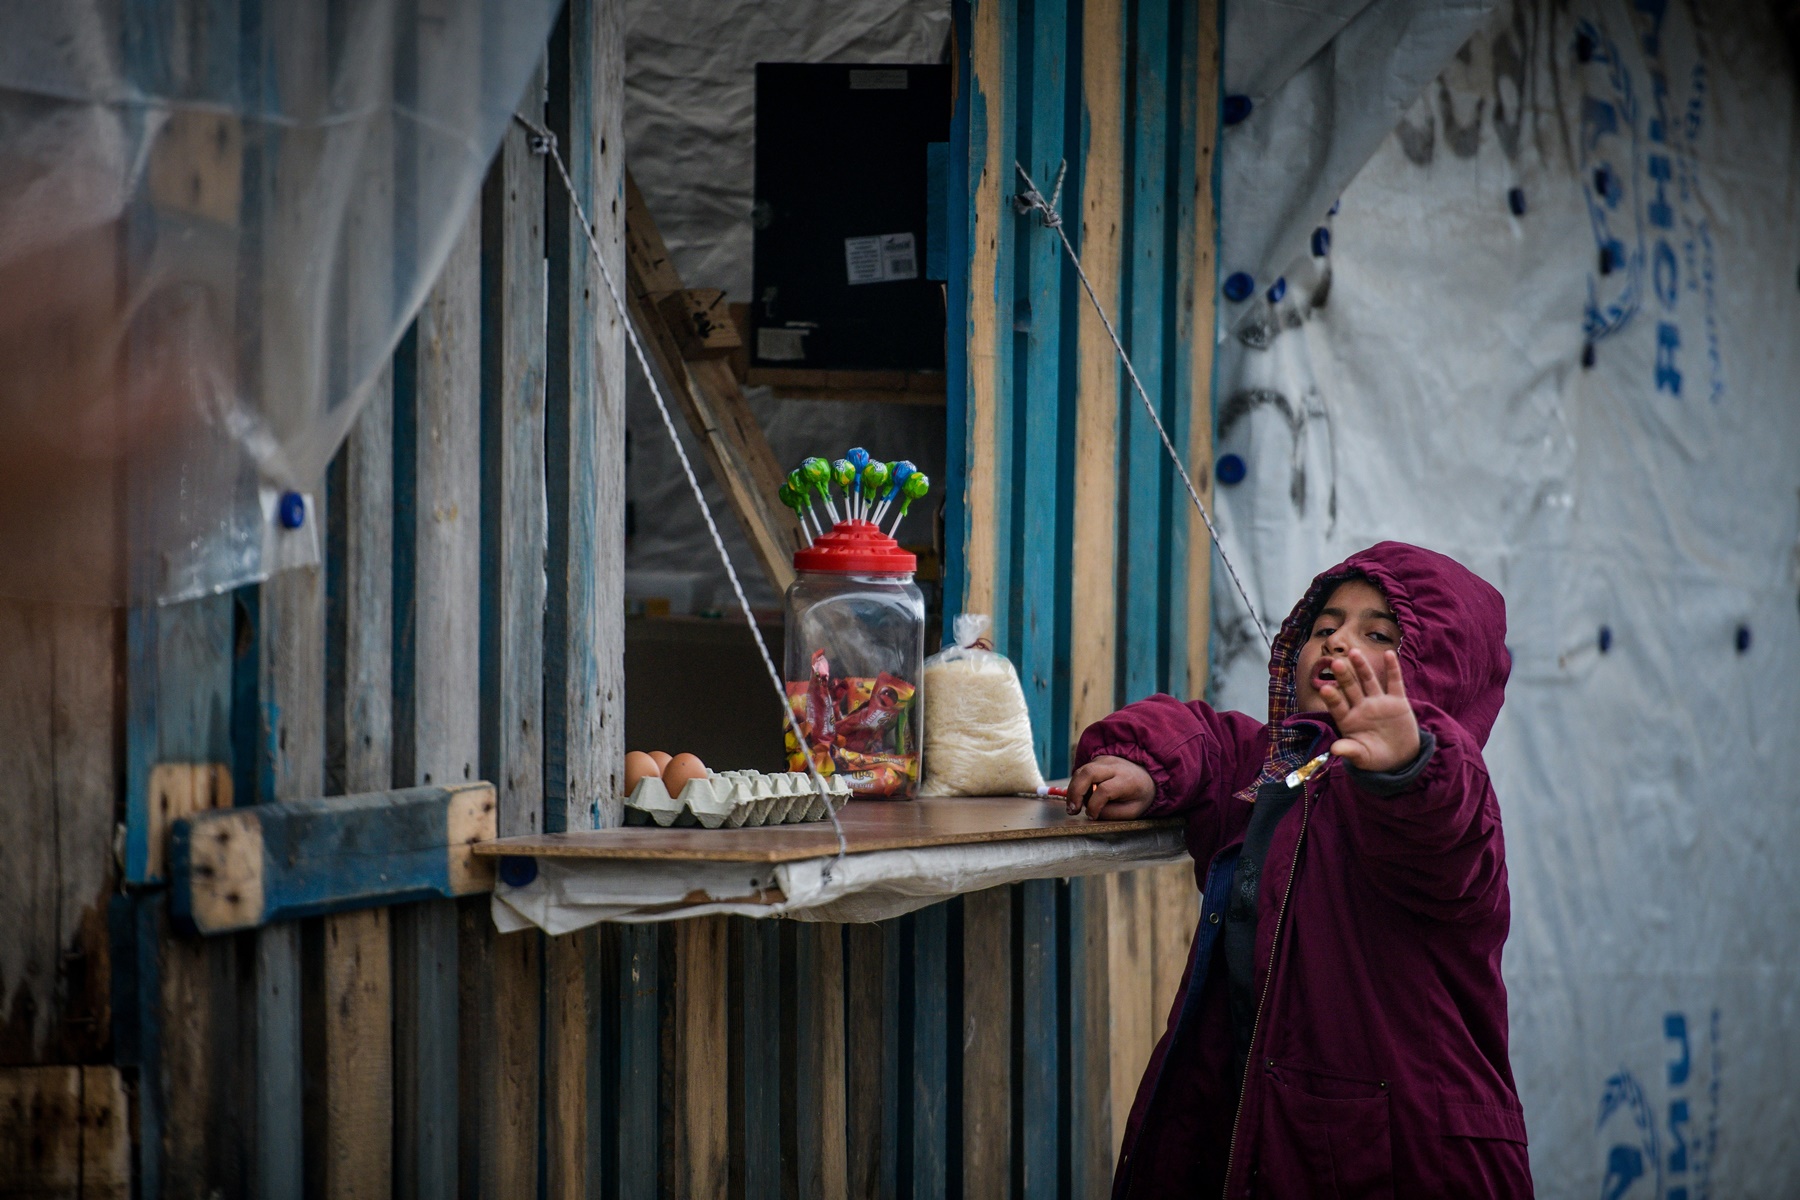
[624,751,662,793]
[648,751,673,771]
[660,753,709,797]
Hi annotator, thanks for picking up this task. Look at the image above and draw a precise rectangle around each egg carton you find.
[624,770,852,829]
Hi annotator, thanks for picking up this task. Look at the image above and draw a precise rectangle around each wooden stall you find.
[0,0,1221,1196]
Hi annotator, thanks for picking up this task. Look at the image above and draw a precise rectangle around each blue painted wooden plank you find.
[1120,0,1177,705]
[169,783,496,933]
[1018,878,1060,1200]
[1015,0,1078,775]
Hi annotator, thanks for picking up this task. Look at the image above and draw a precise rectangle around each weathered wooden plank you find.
[482,59,549,843]
[1019,879,1061,1200]
[0,1065,131,1199]
[957,0,1012,623]
[1067,875,1111,1200]
[545,0,628,835]
[319,305,397,1200]
[844,921,891,1199]
[1148,862,1198,1039]
[395,202,483,1200]
[142,764,233,885]
[0,604,116,1068]
[663,916,730,1198]
[909,906,950,1198]
[1184,0,1221,698]
[607,922,660,1200]
[308,906,392,1200]
[959,886,1011,1199]
[781,922,847,1200]
[473,53,551,1200]
[1103,871,1157,1183]
[730,918,782,1200]
[455,904,540,1200]
[622,174,800,596]
[545,930,591,1200]
[1070,0,1126,740]
[170,783,497,933]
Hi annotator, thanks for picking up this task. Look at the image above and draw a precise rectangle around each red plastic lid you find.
[793,520,917,574]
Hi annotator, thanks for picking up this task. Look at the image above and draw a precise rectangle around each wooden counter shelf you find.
[474,795,1181,864]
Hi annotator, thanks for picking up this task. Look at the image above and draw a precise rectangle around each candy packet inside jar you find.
[917,615,1046,797]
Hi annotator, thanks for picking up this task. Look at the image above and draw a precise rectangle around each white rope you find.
[518,115,849,877]
[1013,161,1272,651]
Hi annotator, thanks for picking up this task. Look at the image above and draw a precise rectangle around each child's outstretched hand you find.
[1066,755,1156,820]
[1318,648,1422,773]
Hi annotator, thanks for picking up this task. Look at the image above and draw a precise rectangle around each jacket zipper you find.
[1219,778,1313,1199]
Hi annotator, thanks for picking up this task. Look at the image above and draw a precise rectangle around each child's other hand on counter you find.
[1067,755,1155,820]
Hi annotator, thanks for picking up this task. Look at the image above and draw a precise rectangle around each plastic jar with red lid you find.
[782,521,925,799]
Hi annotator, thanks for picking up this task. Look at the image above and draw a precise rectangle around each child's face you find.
[1293,578,1403,714]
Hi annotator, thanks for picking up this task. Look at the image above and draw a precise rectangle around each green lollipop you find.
[801,457,839,524]
[786,469,821,532]
[886,471,930,535]
[859,461,891,520]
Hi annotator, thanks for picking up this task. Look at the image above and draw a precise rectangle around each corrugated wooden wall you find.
[0,1,1221,1197]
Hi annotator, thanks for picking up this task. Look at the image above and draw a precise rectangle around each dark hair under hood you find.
[1239,540,1511,798]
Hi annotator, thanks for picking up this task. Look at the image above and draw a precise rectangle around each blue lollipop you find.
[874,460,916,524]
[846,447,871,518]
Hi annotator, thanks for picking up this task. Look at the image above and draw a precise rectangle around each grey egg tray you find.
[624,770,852,829]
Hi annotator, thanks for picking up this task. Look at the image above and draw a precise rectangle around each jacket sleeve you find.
[1072,694,1268,819]
[1338,701,1507,923]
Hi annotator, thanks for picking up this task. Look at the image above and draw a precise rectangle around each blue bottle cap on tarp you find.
[1736,625,1751,653]
[1223,94,1253,126]
[1508,187,1527,216]
[1266,277,1287,304]
[277,490,306,530]
[1311,226,1331,257]
[1598,625,1613,654]
[1215,453,1247,485]
[1223,272,1255,302]
[499,855,539,887]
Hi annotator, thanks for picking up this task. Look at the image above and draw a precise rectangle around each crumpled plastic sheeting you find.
[0,0,558,603]
[1220,0,1495,308]
[1208,0,1800,1192]
[491,825,1187,930]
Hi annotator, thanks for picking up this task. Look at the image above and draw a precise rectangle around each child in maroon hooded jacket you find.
[1068,542,1532,1199]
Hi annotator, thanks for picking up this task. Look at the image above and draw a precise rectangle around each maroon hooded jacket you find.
[1076,542,1532,1199]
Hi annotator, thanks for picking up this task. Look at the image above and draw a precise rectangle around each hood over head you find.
[1264,541,1511,748]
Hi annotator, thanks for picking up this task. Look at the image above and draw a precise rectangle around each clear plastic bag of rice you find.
[917,615,1046,797]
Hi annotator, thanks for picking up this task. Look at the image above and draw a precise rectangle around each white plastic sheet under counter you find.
[1209,0,1800,1194]
[490,825,1188,929]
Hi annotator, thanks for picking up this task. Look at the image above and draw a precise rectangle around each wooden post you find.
[546,0,627,837]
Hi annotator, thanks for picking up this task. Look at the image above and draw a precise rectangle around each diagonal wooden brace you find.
[624,173,799,595]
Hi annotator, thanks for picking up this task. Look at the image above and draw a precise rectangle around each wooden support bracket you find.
[624,173,799,594]
[169,783,497,934]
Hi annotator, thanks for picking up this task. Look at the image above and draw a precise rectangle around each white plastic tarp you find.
[1211,0,1800,1194]
[0,0,559,603]
[490,825,1188,928]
